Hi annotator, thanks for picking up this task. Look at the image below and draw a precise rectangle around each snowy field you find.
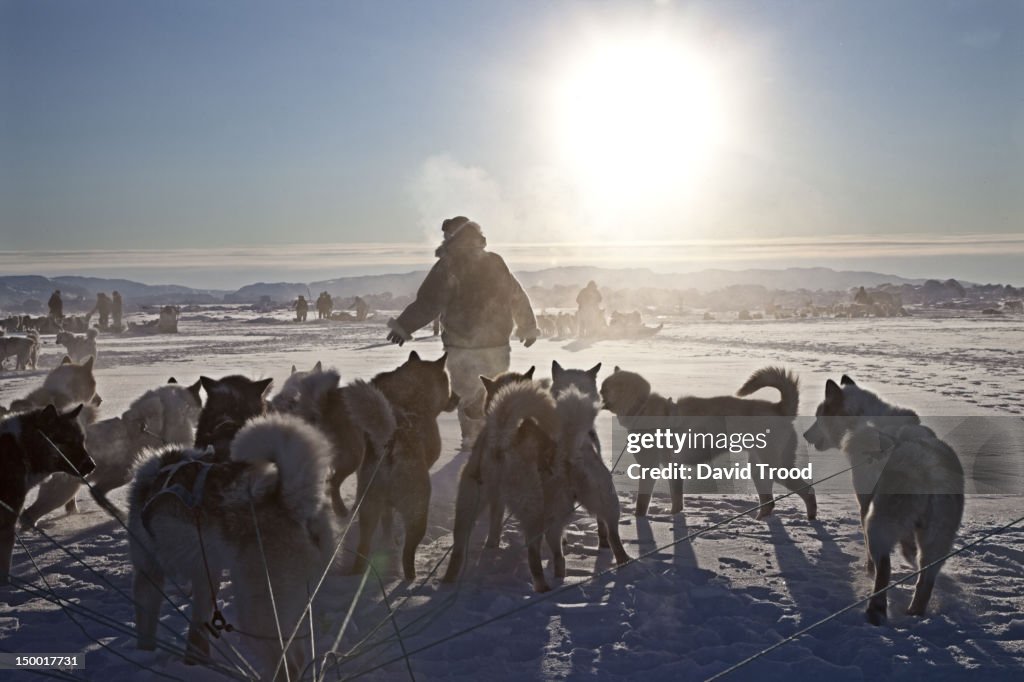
[1,308,1022,681]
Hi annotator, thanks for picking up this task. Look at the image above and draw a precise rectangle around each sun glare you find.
[550,32,727,214]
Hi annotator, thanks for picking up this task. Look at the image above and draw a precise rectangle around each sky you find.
[2,0,1022,287]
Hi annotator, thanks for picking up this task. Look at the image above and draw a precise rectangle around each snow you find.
[1,307,1022,680]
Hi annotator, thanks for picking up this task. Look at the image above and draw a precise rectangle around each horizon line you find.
[2,233,1022,289]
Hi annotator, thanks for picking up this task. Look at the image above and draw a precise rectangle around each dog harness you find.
[140,446,216,532]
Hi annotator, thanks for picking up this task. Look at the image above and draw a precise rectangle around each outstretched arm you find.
[388,262,450,344]
[509,271,539,346]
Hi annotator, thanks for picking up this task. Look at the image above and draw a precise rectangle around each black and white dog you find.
[0,404,95,582]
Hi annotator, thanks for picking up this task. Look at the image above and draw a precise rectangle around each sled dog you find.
[346,352,459,579]
[0,404,94,581]
[601,366,816,519]
[803,375,964,624]
[56,329,98,364]
[444,381,628,591]
[10,356,99,413]
[0,331,39,370]
[128,413,336,677]
[21,378,203,526]
[549,360,602,399]
[443,380,570,591]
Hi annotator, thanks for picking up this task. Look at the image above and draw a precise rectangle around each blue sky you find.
[2,1,1021,286]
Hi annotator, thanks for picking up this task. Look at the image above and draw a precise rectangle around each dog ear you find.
[40,404,59,422]
[825,379,843,403]
[66,403,84,420]
[254,378,274,396]
[290,365,297,375]
[587,362,602,378]
[199,376,218,394]
[61,355,73,365]
[525,365,536,379]
[840,374,856,386]
[613,365,621,373]
[167,377,178,384]
[187,379,203,403]
[82,356,94,371]
[313,360,323,373]
[435,352,448,368]
[480,375,496,395]
[408,350,421,362]
[552,360,563,377]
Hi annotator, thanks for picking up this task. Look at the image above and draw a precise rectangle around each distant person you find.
[111,291,123,329]
[295,295,309,322]
[88,292,112,330]
[47,290,63,324]
[349,296,370,321]
[316,291,333,319]
[576,280,603,337]
[386,216,539,448]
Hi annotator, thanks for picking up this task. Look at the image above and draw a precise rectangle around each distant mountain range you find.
[0,267,950,311]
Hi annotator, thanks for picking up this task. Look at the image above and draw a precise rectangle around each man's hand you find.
[522,335,537,348]
[386,318,411,346]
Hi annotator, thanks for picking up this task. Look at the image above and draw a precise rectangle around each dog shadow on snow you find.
[766,517,859,617]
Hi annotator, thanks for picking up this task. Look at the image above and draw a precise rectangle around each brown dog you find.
[600,366,816,520]
[347,351,459,579]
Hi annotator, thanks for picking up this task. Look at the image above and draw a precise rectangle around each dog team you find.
[0,346,966,676]
[0,326,98,372]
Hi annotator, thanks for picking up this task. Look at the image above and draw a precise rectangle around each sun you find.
[550,32,727,214]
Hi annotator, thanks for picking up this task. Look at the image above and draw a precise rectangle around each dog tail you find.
[230,414,333,522]
[487,381,558,450]
[341,380,396,455]
[295,369,342,417]
[737,366,799,416]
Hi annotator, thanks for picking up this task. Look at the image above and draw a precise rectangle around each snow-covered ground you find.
[1,308,1022,681]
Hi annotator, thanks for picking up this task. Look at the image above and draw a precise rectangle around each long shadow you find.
[671,513,702,576]
[635,516,658,556]
[768,517,859,618]
[554,509,653,678]
[560,338,598,353]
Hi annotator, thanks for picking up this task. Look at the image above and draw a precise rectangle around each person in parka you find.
[386,216,539,447]
[47,290,64,324]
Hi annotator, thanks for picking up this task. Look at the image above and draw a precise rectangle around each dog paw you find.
[865,606,887,626]
[755,507,774,520]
